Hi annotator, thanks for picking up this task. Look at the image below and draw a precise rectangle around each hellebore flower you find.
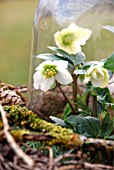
[54,23,92,54]
[33,60,73,92]
[85,65,109,88]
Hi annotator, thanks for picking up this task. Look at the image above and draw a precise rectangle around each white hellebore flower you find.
[33,60,73,92]
[85,65,109,88]
[54,23,92,54]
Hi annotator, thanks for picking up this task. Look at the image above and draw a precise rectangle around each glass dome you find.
[27,0,114,119]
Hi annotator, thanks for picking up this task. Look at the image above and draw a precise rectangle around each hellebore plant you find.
[54,23,92,54]
[85,64,109,88]
[33,60,73,92]
[33,23,114,135]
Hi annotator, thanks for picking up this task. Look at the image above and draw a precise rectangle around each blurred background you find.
[0,0,114,86]
[0,0,38,85]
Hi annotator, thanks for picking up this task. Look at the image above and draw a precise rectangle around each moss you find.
[11,129,30,141]
[4,105,82,146]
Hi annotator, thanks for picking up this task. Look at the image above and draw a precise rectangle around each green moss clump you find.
[4,105,82,146]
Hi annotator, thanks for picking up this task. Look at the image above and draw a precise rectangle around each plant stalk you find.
[56,82,75,114]
[72,75,78,113]
[92,95,97,117]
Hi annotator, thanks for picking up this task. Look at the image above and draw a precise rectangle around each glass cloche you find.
[27,0,114,120]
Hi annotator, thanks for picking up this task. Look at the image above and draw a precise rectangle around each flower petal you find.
[55,69,73,85]
[40,77,55,92]
[74,27,92,46]
[33,71,42,89]
[84,76,91,84]
[98,68,109,88]
[53,60,68,69]
[91,68,109,88]
[35,60,54,71]
[91,77,103,87]
[54,23,92,54]
[85,65,109,88]
[91,77,109,88]
[91,70,97,79]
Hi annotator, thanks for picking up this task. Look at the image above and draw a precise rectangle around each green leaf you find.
[104,53,114,71]
[98,112,113,139]
[97,87,113,113]
[106,135,114,140]
[50,116,66,126]
[63,103,72,118]
[83,61,99,69]
[102,25,114,33]
[72,52,86,66]
[36,53,62,61]
[48,46,74,63]
[67,115,100,137]
[77,102,92,115]
[48,47,86,66]
[36,53,74,68]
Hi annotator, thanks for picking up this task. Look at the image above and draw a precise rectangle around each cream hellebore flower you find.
[54,23,92,54]
[33,60,73,92]
[85,65,109,88]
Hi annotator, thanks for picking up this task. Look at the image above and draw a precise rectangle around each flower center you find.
[62,33,74,46]
[42,64,57,78]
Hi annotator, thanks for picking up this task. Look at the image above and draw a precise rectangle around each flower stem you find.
[86,92,90,106]
[56,82,75,114]
[92,95,97,117]
[72,74,78,113]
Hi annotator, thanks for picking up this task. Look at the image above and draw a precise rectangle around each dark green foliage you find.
[104,53,114,71]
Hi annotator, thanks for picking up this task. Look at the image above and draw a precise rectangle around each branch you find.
[3,105,114,151]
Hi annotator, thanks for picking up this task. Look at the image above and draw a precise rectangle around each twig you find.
[58,165,79,170]
[0,104,34,169]
[84,162,113,170]
[47,147,53,170]
[0,82,15,90]
[0,82,26,102]
[54,153,113,170]
[54,153,77,164]
[0,154,12,170]
[23,133,52,141]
